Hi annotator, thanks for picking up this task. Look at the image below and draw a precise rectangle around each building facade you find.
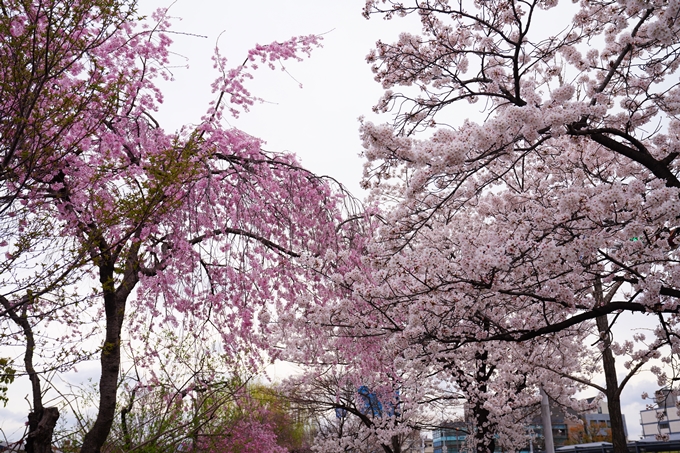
[575,398,628,442]
[433,399,627,453]
[640,389,680,441]
[432,422,469,453]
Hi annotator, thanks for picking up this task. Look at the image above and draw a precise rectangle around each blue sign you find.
[357,386,400,418]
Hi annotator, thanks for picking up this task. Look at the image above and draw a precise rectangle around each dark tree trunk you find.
[80,290,126,453]
[391,434,401,453]
[472,390,496,453]
[80,242,139,453]
[471,350,496,453]
[596,315,628,453]
[449,345,497,453]
[27,408,60,453]
[593,276,628,453]
[0,295,60,453]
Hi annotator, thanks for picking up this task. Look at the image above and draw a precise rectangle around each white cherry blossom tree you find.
[352,1,680,452]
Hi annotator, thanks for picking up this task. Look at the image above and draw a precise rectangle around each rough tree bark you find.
[0,295,60,453]
[594,277,628,453]
[596,314,628,453]
[80,240,139,453]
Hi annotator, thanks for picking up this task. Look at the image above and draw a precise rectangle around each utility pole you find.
[541,387,555,453]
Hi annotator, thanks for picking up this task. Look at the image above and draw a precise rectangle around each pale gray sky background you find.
[0,0,664,442]
[143,0,406,198]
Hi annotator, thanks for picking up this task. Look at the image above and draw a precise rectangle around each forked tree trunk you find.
[0,295,60,453]
[80,246,139,453]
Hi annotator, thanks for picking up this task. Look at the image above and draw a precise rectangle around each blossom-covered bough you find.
[0,1,354,452]
[281,341,452,453]
[349,1,680,452]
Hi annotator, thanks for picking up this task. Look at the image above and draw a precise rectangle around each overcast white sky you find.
[0,0,663,442]
[142,0,409,198]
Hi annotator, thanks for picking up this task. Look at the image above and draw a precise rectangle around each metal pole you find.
[541,387,555,453]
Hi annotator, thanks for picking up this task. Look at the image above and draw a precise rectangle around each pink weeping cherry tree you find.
[0,1,353,452]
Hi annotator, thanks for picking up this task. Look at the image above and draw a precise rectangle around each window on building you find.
[659,422,670,430]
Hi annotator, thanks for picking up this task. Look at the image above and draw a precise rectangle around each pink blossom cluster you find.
[209,34,322,118]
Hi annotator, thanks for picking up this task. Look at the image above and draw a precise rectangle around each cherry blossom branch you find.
[474,301,678,344]
[591,8,655,101]
[188,227,300,258]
